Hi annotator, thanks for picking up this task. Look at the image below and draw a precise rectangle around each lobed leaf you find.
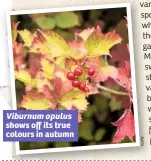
[20,92,51,110]
[30,30,69,58]
[68,41,87,60]
[18,29,33,47]
[59,89,88,111]
[41,58,55,80]
[112,108,135,143]
[76,28,94,41]
[85,26,122,57]
[15,70,36,87]
[54,77,73,97]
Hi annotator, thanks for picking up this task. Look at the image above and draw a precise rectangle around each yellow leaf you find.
[85,27,122,57]
[41,58,55,80]
[60,90,88,111]
[56,56,66,69]
[30,30,69,58]
[68,47,86,60]
[68,41,86,60]
[20,92,50,110]
[18,29,33,47]
[55,70,66,82]
[15,70,36,87]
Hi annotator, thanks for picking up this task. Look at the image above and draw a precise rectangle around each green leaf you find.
[55,12,80,29]
[39,142,50,148]
[35,16,56,29]
[20,142,30,150]
[94,95,108,112]
[109,96,122,112]
[54,142,71,147]
[55,29,74,41]
[89,10,102,21]
[79,120,94,141]
[119,136,135,143]
[83,105,97,118]
[94,128,106,141]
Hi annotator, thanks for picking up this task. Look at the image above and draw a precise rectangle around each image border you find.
[6,2,140,155]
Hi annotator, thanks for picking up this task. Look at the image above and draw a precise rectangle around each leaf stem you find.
[95,83,129,96]
[114,79,126,89]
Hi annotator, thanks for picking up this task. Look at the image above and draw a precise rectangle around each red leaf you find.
[42,85,57,109]
[29,54,41,78]
[54,77,63,96]
[54,77,73,97]
[110,44,129,63]
[116,95,131,109]
[13,41,25,70]
[118,61,132,92]
[112,109,135,143]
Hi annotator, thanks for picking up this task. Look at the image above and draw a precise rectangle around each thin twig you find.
[114,79,126,89]
[95,83,129,96]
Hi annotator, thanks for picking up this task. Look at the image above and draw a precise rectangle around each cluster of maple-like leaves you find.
[12,21,135,144]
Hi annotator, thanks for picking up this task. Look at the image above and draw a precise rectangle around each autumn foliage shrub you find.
[11,10,135,147]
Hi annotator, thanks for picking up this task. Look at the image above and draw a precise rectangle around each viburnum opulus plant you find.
[12,21,135,144]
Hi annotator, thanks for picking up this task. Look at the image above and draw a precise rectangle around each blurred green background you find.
[11,7,133,151]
